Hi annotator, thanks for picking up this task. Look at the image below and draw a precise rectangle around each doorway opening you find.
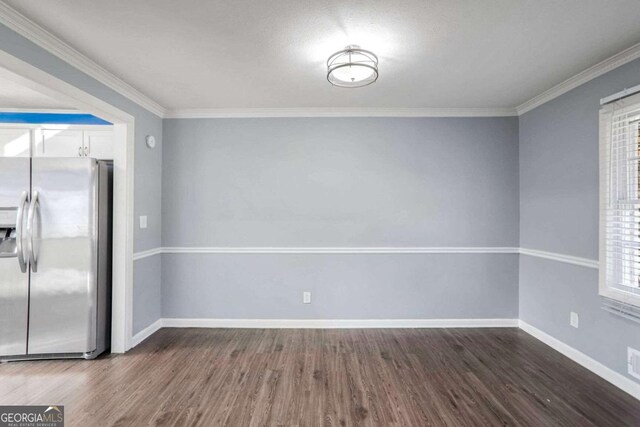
[0,49,135,353]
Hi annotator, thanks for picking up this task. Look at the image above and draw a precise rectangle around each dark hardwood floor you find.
[0,328,639,426]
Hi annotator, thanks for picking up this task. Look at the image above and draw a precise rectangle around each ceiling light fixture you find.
[327,45,378,88]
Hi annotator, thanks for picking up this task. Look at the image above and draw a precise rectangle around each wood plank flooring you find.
[0,328,639,426]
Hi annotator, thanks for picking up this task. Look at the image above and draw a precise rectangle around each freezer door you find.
[28,157,99,355]
[0,158,30,357]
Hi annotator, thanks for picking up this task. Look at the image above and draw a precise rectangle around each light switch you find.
[570,312,579,328]
[139,215,148,229]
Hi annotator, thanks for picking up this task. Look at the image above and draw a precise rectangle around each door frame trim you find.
[0,49,135,353]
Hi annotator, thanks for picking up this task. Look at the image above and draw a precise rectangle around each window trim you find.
[599,96,640,308]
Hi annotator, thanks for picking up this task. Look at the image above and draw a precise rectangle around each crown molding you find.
[156,41,640,119]
[0,2,166,117]
[517,42,640,115]
[2,0,638,120]
[163,107,518,119]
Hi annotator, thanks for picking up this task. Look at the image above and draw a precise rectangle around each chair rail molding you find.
[134,246,599,271]
[160,246,519,254]
[132,247,163,261]
[519,248,599,269]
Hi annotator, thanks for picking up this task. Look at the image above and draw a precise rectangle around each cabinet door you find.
[0,128,31,157]
[83,130,113,160]
[37,130,83,157]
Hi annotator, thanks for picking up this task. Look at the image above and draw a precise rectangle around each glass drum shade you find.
[327,46,378,88]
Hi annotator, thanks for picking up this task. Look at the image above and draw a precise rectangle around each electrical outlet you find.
[570,312,579,328]
[139,215,148,229]
[303,291,311,304]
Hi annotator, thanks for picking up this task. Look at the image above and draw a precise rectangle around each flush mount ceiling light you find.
[327,45,378,88]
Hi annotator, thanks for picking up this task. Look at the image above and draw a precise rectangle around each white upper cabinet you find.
[0,128,31,157]
[83,130,114,160]
[35,127,113,159]
[37,129,84,157]
[0,125,113,159]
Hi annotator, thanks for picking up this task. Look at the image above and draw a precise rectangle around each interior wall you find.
[162,117,519,320]
[0,23,163,336]
[519,57,640,382]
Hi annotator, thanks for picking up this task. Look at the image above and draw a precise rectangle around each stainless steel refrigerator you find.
[0,157,112,361]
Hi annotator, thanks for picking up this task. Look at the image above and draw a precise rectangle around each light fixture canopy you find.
[327,45,378,88]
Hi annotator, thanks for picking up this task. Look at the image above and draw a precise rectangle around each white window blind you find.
[600,92,640,307]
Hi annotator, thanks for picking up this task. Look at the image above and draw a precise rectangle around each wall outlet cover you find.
[139,215,148,229]
[303,291,311,304]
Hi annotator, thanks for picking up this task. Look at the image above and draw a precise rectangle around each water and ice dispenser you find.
[0,207,18,258]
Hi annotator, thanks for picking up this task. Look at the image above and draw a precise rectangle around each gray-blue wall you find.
[0,23,163,335]
[162,253,518,319]
[7,15,639,389]
[162,117,520,319]
[519,57,640,383]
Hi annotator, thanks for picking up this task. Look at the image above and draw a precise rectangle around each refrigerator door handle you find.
[27,190,39,273]
[16,190,29,273]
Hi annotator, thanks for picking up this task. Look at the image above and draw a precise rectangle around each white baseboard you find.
[131,318,163,348]
[161,318,518,329]
[131,318,517,348]
[519,320,640,401]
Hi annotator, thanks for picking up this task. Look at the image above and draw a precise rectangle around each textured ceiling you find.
[5,0,640,110]
[0,71,75,109]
